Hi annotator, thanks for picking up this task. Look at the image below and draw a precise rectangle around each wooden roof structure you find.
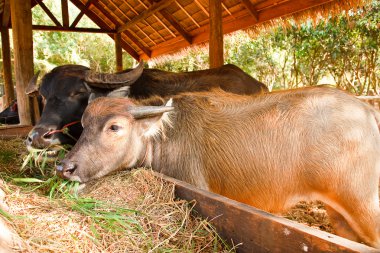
[0,0,369,61]
[0,0,369,125]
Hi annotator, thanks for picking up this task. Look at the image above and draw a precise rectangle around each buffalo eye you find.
[109,125,121,131]
[70,90,87,97]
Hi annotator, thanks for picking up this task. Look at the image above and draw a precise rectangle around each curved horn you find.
[84,60,144,89]
[129,106,174,119]
[26,71,40,95]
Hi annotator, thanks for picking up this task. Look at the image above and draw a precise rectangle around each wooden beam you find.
[117,0,175,33]
[175,0,200,28]
[0,125,33,139]
[147,0,192,44]
[123,30,152,57]
[241,0,259,22]
[1,27,14,108]
[209,0,224,68]
[115,33,123,72]
[2,0,11,27]
[10,0,34,125]
[61,0,70,28]
[91,0,149,59]
[32,25,114,33]
[70,0,141,60]
[70,0,94,28]
[35,0,62,27]
[160,9,192,44]
[157,173,379,253]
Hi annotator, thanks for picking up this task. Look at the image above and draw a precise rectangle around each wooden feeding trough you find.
[158,173,379,253]
[0,125,32,140]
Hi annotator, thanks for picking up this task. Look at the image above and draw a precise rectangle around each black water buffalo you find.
[0,100,19,125]
[58,87,380,248]
[25,62,267,156]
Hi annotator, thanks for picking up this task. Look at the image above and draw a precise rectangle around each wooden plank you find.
[1,27,15,108]
[117,0,175,33]
[10,0,34,125]
[61,0,69,28]
[209,0,224,68]
[114,33,123,72]
[0,125,33,139]
[156,173,379,253]
[241,0,259,21]
[32,24,114,33]
[35,0,62,27]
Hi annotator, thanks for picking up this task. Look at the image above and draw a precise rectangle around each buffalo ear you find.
[26,71,40,96]
[106,86,130,98]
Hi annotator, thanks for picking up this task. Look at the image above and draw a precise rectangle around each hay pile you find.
[2,170,234,252]
[0,139,234,252]
[0,138,333,252]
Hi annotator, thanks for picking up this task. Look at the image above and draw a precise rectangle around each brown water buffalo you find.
[57,86,380,248]
[25,61,267,157]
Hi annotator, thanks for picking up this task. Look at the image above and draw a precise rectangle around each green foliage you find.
[30,0,134,76]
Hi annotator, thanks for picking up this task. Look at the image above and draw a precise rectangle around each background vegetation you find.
[0,0,379,95]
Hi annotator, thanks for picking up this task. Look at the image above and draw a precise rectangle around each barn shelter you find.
[2,1,379,252]
[0,0,369,126]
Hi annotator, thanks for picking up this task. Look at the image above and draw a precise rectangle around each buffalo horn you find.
[26,71,40,95]
[84,60,144,89]
[129,106,174,119]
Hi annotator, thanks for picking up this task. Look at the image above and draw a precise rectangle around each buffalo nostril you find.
[42,130,54,139]
[56,162,77,179]
[65,163,76,173]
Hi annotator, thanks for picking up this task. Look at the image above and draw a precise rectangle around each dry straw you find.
[0,139,236,252]
[0,138,331,253]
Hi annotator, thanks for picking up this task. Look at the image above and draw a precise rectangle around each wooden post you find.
[10,0,34,125]
[61,0,69,28]
[1,26,15,108]
[115,33,123,72]
[209,0,223,68]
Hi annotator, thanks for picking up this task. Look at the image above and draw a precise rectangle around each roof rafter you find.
[117,0,175,33]
[69,0,140,60]
[148,0,192,44]
[35,0,62,27]
[241,0,259,21]
[148,0,335,58]
[90,0,150,59]
[71,0,95,28]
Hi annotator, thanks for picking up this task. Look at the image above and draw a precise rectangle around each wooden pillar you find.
[10,0,34,125]
[1,26,14,108]
[61,0,69,28]
[115,33,123,72]
[209,0,223,68]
